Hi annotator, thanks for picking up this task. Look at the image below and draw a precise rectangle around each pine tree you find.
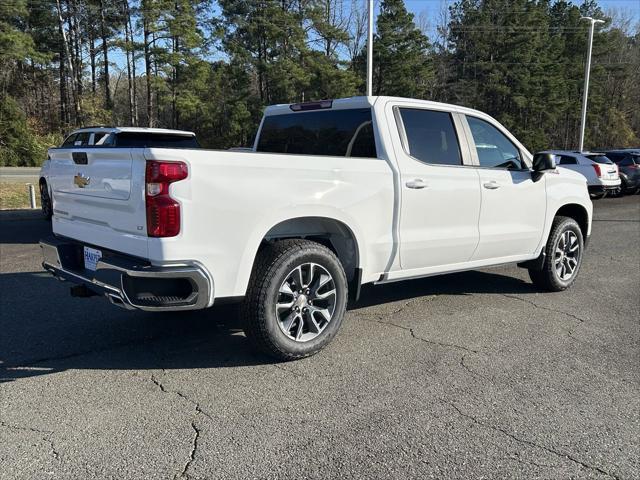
[369,0,433,98]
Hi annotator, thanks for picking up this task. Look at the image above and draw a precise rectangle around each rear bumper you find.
[40,236,213,311]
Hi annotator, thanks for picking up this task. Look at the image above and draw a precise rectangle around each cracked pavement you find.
[1,196,638,479]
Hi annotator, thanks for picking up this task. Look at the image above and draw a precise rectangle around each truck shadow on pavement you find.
[0,267,537,383]
[0,208,538,382]
[0,210,47,244]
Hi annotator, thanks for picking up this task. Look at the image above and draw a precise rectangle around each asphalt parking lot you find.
[1,196,638,480]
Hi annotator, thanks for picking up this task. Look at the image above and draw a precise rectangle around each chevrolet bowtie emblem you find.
[74,173,90,188]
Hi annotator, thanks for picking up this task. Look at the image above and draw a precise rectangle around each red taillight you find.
[145,160,188,237]
[592,163,602,177]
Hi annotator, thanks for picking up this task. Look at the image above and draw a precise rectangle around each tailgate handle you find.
[72,152,88,165]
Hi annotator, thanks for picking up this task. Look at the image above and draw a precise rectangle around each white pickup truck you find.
[41,96,592,360]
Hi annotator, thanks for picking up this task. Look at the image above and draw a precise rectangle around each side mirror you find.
[532,152,557,172]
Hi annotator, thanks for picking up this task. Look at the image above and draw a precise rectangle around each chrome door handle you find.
[406,179,427,189]
[483,181,500,190]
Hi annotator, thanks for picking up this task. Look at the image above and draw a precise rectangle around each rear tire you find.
[242,239,348,361]
[528,216,584,292]
[40,180,52,220]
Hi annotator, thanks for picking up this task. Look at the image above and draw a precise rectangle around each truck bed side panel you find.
[144,148,395,298]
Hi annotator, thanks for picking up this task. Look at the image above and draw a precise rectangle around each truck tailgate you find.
[48,147,149,257]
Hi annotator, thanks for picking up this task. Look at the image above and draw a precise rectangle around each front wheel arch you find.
[553,204,589,241]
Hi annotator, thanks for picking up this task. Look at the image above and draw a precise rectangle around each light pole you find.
[578,16,604,152]
[366,0,374,96]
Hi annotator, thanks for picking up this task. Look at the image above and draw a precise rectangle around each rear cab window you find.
[256,108,377,158]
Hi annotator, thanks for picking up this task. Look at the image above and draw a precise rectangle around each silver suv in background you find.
[39,127,199,219]
[545,150,621,199]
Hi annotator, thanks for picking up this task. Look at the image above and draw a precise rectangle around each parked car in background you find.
[545,150,621,199]
[602,149,640,194]
[39,127,199,219]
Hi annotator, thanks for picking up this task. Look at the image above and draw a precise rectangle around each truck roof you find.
[69,126,196,136]
[263,96,490,118]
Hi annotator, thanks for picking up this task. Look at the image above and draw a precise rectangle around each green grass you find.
[0,182,40,210]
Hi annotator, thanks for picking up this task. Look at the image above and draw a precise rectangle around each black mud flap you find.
[518,251,546,271]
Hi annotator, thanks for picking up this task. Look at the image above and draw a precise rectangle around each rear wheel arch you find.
[258,216,361,284]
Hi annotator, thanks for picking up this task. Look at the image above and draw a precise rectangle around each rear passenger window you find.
[467,116,524,169]
[399,108,462,166]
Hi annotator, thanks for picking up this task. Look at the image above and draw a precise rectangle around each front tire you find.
[528,216,584,292]
[242,239,348,361]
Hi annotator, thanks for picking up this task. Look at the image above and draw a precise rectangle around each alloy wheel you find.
[275,263,337,342]
[554,230,580,281]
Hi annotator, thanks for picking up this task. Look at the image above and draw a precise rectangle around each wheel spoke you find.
[315,288,336,300]
[310,306,331,322]
[295,317,305,340]
[279,282,294,296]
[284,311,298,329]
[317,273,332,289]
[569,235,579,252]
[276,300,295,311]
[306,263,315,288]
[564,258,572,275]
[292,266,303,290]
[307,312,322,333]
